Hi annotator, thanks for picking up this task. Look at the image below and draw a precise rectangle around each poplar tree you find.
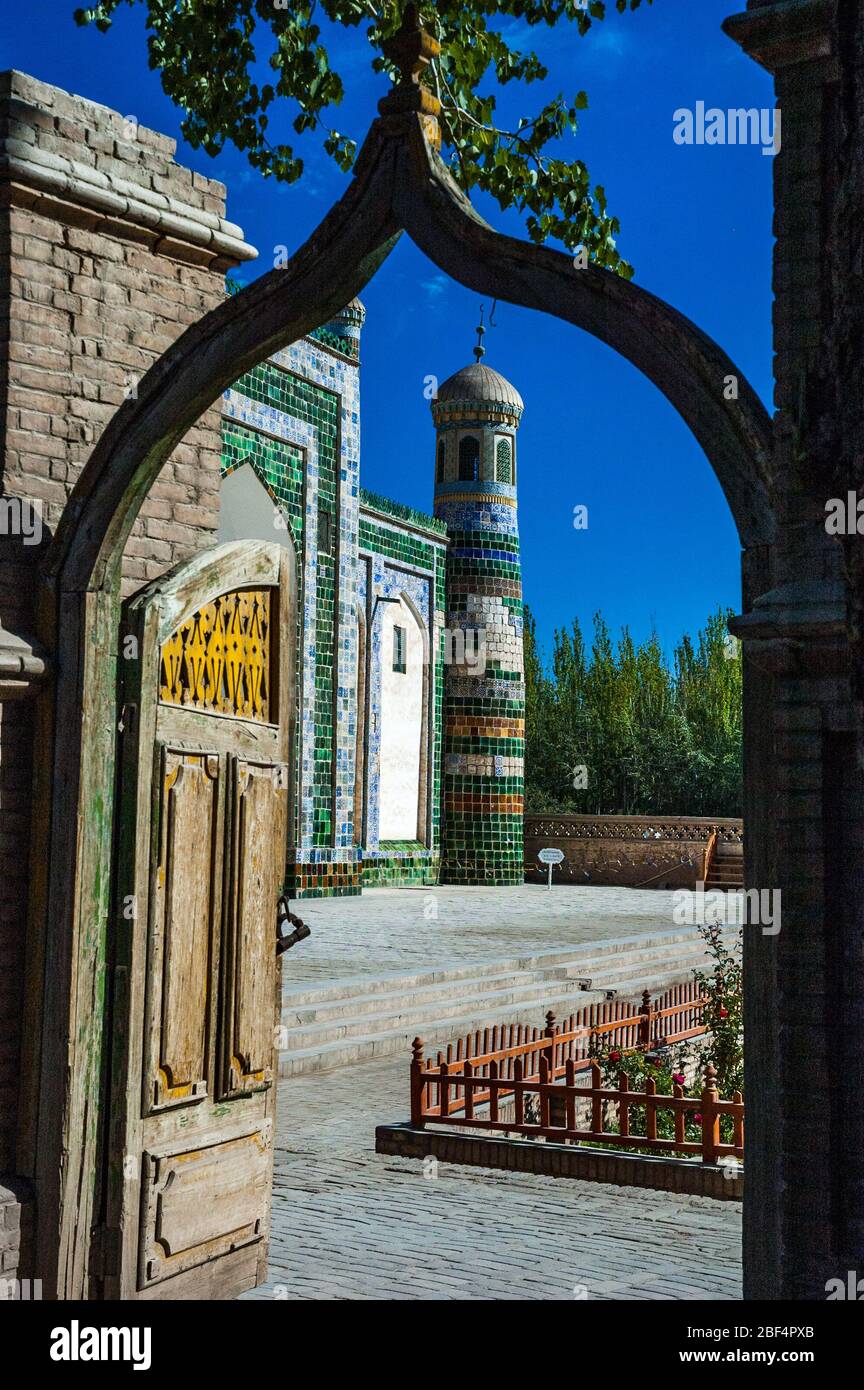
[523,606,743,817]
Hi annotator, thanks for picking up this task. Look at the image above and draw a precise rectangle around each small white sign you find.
[538,847,565,864]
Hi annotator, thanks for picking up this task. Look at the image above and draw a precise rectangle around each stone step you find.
[276,924,734,1075]
[281,927,716,1010]
[561,934,716,978]
[279,936,714,1034]
[276,964,712,1078]
[282,965,583,1027]
[282,976,619,1050]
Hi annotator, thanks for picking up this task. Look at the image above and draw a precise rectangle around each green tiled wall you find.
[221,357,448,899]
[223,357,341,886]
[359,503,447,884]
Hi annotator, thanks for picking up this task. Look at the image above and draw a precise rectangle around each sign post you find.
[538,846,565,890]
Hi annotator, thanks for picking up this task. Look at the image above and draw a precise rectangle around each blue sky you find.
[3,1,774,663]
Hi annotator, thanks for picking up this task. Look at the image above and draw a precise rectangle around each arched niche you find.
[377,591,430,844]
[219,459,292,552]
[353,601,368,849]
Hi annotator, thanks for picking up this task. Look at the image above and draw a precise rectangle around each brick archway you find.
[29,45,779,1299]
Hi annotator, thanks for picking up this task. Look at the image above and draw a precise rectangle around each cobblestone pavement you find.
[284,884,687,988]
[242,1053,742,1302]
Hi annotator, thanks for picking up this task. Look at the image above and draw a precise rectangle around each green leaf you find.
[72,0,655,276]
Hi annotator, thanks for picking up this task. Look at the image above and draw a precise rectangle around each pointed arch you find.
[29,102,775,1297]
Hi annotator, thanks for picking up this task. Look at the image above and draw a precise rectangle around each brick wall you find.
[0,1182,22,1287]
[0,699,33,1171]
[375,1125,744,1201]
[724,0,864,1298]
[1,70,256,592]
[0,70,256,1280]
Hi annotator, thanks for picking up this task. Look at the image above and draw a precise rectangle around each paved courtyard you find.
[243,1050,742,1302]
[284,883,686,988]
[251,884,742,1301]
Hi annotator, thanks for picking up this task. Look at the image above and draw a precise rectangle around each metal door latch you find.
[276,895,311,955]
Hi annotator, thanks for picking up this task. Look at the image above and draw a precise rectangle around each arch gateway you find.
[0,0,862,1300]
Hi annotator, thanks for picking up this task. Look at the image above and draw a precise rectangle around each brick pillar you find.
[726,0,864,1298]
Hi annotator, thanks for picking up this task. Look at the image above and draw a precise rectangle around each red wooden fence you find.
[409,981,744,1165]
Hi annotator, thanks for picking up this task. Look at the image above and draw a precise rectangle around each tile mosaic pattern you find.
[432,387,526,885]
[357,498,447,886]
[223,319,363,897]
[220,308,449,897]
[360,487,449,537]
[361,844,440,887]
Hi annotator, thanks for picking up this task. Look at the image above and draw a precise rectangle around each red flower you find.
[693,1112,702,1123]
[609,1050,621,1063]
[719,1007,729,1018]
[672,1073,685,1085]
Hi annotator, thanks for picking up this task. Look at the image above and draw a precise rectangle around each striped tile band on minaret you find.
[432,350,525,885]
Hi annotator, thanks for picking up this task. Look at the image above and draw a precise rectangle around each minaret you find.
[432,319,525,884]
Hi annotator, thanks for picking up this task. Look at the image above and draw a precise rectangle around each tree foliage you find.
[692,921,743,1097]
[524,605,743,816]
[73,0,655,276]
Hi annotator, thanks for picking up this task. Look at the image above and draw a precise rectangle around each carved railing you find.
[524,814,743,844]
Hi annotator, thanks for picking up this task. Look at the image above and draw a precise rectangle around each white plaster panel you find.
[378,599,424,840]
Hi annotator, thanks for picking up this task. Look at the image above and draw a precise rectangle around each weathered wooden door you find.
[102,540,295,1300]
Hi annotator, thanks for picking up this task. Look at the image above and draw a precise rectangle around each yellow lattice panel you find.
[160,589,272,722]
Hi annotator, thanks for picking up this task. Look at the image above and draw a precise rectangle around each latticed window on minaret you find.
[495,436,512,484]
[458,435,480,481]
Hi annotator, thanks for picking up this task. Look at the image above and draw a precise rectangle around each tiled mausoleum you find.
[219,302,525,896]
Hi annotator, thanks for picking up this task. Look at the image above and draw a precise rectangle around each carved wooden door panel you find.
[103,542,295,1300]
